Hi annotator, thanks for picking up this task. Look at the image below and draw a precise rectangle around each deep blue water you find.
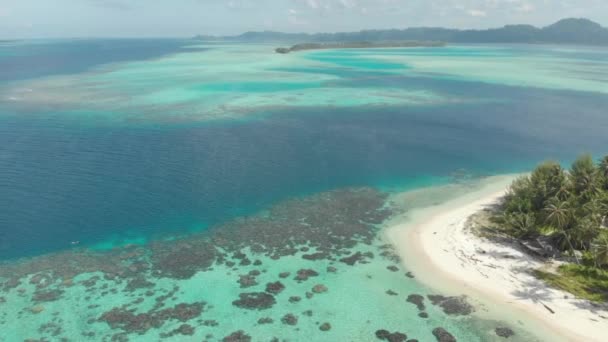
[0,39,204,81]
[0,41,607,260]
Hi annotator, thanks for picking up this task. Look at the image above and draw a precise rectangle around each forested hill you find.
[195,18,608,46]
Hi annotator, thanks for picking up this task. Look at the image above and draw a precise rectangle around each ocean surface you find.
[0,39,607,341]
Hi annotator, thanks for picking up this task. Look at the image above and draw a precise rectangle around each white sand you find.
[385,176,608,342]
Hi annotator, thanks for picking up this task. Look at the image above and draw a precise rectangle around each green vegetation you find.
[496,154,608,301]
[534,265,608,302]
[274,41,446,54]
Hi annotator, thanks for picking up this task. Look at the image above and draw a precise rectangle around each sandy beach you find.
[385,176,608,342]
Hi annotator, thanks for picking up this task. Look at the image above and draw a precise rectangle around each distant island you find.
[274,41,445,54]
[195,18,608,46]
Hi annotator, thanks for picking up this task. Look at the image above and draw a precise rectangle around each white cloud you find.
[468,9,487,17]
[306,0,319,9]
[516,3,535,13]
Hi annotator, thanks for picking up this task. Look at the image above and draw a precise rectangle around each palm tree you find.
[599,156,608,190]
[544,198,580,263]
[571,154,600,200]
[544,197,571,229]
[592,234,608,268]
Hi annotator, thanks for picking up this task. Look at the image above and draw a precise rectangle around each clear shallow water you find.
[0,40,607,341]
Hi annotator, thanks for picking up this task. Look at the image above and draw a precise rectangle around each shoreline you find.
[385,175,608,342]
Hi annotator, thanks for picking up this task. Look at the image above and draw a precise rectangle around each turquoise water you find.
[0,41,607,341]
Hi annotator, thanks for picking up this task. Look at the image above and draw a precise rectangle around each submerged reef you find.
[0,186,522,341]
[0,187,395,340]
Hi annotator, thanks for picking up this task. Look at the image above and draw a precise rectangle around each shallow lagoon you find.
[0,41,607,341]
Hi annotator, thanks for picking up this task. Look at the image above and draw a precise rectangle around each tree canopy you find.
[499,154,608,268]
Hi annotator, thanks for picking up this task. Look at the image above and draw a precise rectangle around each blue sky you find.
[0,0,606,39]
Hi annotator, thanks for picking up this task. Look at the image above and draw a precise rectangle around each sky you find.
[0,0,606,39]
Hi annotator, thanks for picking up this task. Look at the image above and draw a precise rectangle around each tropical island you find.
[494,155,608,300]
[195,18,608,46]
[388,154,608,342]
[274,41,446,54]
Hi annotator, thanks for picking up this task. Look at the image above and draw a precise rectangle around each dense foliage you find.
[196,18,608,46]
[499,154,608,268]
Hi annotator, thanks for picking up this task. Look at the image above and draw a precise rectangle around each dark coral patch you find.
[265,281,285,294]
[99,302,205,334]
[432,327,456,342]
[281,313,298,325]
[294,269,319,282]
[232,292,276,310]
[160,324,195,337]
[495,327,515,338]
[33,289,64,303]
[302,252,328,261]
[375,329,407,342]
[427,295,474,316]
[406,294,425,311]
[238,275,258,288]
[257,317,273,324]
[223,330,251,342]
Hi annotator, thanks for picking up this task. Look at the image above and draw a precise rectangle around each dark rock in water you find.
[265,281,285,294]
[427,295,474,316]
[376,330,391,339]
[248,270,261,276]
[320,322,331,331]
[281,313,298,325]
[306,292,314,299]
[239,258,252,266]
[232,292,276,310]
[386,290,398,296]
[495,327,515,338]
[406,340,419,342]
[151,242,216,279]
[418,312,428,318]
[405,272,415,278]
[289,296,301,303]
[294,269,319,282]
[160,324,195,337]
[406,294,425,311]
[223,330,251,342]
[125,276,154,291]
[302,252,328,261]
[253,260,262,266]
[33,289,64,303]
[99,302,205,334]
[432,327,456,342]
[257,317,273,325]
[29,273,53,288]
[202,320,219,326]
[279,272,290,278]
[233,251,246,259]
[387,265,399,272]
[375,329,407,342]
[302,310,313,316]
[327,266,337,273]
[238,275,258,288]
[340,252,365,265]
[177,323,195,335]
[312,284,328,293]
[226,261,236,267]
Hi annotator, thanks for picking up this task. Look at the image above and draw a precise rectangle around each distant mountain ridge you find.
[195,18,608,46]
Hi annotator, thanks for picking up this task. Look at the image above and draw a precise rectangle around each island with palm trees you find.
[494,154,608,301]
[387,154,608,342]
